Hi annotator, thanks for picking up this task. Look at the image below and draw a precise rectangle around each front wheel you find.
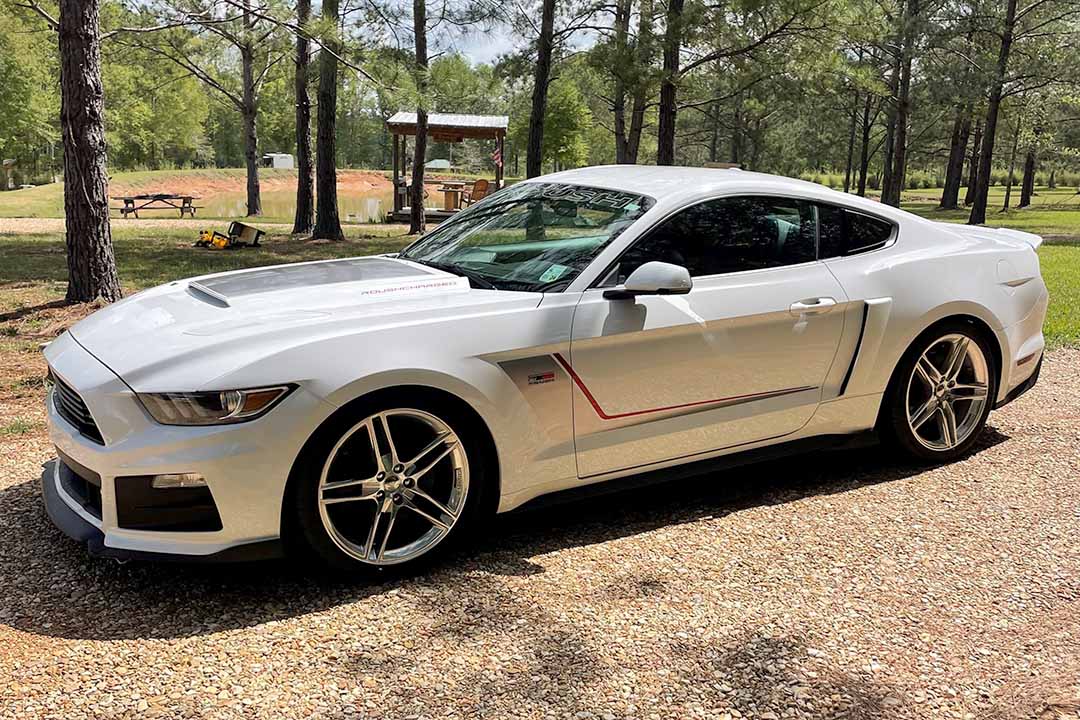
[882,322,997,463]
[293,397,490,572]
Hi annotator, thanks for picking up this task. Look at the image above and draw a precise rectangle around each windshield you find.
[399,182,655,292]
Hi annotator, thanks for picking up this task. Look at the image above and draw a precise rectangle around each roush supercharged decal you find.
[356,277,469,297]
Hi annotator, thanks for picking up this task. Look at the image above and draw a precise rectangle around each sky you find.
[451,25,519,64]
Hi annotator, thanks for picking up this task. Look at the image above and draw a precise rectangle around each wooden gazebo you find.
[386,111,508,222]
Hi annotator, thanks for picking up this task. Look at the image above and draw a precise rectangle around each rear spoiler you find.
[993,227,1043,249]
[934,222,1043,249]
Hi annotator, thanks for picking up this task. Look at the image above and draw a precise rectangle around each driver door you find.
[567,196,847,477]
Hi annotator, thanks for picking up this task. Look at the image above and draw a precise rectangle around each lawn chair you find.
[461,179,490,206]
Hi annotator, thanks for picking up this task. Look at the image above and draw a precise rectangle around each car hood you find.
[67,256,541,391]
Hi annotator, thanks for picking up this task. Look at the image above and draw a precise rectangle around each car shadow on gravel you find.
[0,427,1009,644]
[488,426,1010,566]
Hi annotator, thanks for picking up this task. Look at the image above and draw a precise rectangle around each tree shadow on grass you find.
[0,299,71,323]
[0,232,413,289]
[0,427,1009,645]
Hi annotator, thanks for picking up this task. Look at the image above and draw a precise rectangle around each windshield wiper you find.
[408,258,499,290]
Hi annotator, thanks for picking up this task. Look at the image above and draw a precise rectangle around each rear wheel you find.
[883,322,997,463]
[293,397,490,572]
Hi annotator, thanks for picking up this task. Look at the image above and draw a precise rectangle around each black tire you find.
[880,320,998,463]
[290,390,494,575]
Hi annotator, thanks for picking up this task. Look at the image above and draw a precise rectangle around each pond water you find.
[199,188,394,223]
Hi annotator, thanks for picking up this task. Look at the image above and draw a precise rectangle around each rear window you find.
[818,205,895,258]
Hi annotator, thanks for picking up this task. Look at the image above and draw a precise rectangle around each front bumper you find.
[42,331,335,561]
[41,459,282,562]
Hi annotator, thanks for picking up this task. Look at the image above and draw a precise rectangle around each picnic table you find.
[113,193,202,218]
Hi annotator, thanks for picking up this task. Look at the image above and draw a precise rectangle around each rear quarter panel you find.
[823,215,1046,404]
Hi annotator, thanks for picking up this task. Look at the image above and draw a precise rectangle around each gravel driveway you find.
[2,351,1078,720]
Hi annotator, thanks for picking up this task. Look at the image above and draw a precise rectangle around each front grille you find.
[50,371,104,444]
[57,451,103,520]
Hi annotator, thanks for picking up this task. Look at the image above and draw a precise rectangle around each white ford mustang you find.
[43,166,1048,570]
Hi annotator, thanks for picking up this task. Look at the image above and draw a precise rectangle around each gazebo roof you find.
[386,112,508,139]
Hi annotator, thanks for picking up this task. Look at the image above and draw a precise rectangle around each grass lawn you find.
[1036,245,1080,348]
[0,223,410,295]
[901,186,1080,238]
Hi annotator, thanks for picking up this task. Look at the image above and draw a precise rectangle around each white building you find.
[261,153,295,170]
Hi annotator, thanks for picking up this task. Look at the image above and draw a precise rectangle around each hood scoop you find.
[188,281,231,307]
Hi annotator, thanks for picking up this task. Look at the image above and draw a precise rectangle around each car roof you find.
[530,165,907,220]
[532,165,821,197]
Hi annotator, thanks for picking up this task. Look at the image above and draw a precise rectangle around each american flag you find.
[491,146,503,168]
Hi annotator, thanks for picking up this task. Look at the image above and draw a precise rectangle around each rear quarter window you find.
[818,204,896,258]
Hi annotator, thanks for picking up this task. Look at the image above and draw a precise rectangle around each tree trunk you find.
[240,51,261,216]
[884,0,916,207]
[708,98,721,163]
[1002,112,1022,211]
[844,91,859,193]
[730,90,743,164]
[857,94,872,196]
[292,0,314,235]
[312,0,343,240]
[612,0,632,163]
[1048,168,1055,189]
[58,0,122,303]
[964,118,982,206]
[939,109,970,209]
[969,0,1017,225]
[748,117,764,170]
[526,0,556,178]
[240,1,261,216]
[879,27,903,203]
[1019,149,1035,208]
[409,0,428,235]
[626,0,653,163]
[656,0,684,166]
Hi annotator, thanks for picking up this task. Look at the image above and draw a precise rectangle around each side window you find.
[817,204,895,258]
[606,196,816,283]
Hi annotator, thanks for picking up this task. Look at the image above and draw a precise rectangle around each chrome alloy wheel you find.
[905,333,990,452]
[317,409,469,566]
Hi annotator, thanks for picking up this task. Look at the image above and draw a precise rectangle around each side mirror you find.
[603,261,693,300]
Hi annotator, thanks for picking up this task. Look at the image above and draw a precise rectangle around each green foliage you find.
[101,46,211,169]
[0,5,60,181]
[1,418,33,436]
[509,77,593,171]
[3,0,1079,207]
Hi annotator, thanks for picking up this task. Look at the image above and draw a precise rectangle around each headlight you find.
[137,385,294,426]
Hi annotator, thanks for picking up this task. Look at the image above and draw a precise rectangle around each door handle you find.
[789,297,837,315]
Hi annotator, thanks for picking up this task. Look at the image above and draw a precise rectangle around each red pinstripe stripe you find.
[552,352,813,421]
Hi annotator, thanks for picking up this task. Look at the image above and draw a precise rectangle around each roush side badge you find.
[528,371,557,385]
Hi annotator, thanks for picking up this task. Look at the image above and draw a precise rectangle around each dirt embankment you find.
[108,169,394,199]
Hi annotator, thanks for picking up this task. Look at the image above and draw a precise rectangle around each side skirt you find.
[512,431,879,513]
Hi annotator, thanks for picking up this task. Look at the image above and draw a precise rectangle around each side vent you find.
[838,303,870,396]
